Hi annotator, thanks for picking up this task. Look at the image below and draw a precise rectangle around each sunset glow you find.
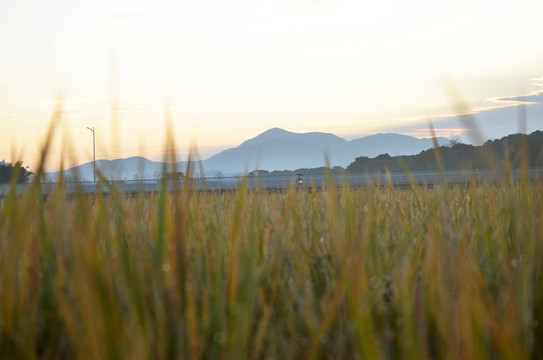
[1,0,543,171]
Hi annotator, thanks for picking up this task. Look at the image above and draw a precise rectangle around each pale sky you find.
[1,0,543,171]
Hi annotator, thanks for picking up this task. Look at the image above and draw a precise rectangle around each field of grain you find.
[1,166,542,359]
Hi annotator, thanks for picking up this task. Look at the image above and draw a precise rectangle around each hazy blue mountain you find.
[45,129,449,179]
[240,127,347,148]
[202,129,448,173]
[347,133,448,158]
[46,156,179,182]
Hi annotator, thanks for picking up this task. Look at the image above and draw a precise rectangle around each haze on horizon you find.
[1,0,543,172]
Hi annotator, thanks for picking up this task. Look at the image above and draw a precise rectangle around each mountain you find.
[46,156,178,182]
[348,133,444,156]
[45,129,449,180]
[239,127,347,148]
[202,128,448,173]
[202,128,344,173]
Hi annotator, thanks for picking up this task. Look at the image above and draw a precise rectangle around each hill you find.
[46,156,179,182]
[346,131,543,174]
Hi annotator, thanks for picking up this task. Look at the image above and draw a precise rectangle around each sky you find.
[1,0,543,171]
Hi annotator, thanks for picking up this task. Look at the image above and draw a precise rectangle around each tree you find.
[0,161,33,184]
[446,136,461,148]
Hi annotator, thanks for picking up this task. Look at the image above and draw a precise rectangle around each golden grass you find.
[1,171,543,359]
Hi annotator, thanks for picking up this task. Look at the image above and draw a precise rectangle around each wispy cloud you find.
[431,88,543,142]
[352,77,543,142]
[484,91,543,107]
[398,128,467,139]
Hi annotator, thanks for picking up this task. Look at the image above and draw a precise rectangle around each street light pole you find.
[87,126,96,182]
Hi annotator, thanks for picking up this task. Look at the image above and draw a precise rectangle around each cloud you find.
[434,94,543,143]
[373,87,543,144]
[486,92,543,105]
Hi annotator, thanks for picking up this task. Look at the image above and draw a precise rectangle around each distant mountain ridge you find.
[48,157,173,182]
[202,128,448,173]
[240,127,347,148]
[46,128,449,180]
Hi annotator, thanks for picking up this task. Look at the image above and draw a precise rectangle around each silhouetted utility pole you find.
[87,126,96,182]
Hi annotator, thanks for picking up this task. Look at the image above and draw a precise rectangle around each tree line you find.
[346,131,543,174]
[0,161,33,184]
[247,166,345,177]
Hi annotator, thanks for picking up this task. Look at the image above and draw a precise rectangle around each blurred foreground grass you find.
[1,172,543,359]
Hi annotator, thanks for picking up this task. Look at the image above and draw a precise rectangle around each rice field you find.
[1,167,543,359]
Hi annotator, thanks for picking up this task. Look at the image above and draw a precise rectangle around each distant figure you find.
[296,174,303,187]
